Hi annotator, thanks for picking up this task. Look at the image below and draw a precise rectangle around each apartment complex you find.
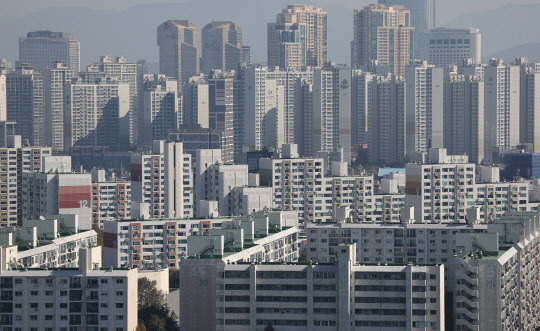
[19,30,80,73]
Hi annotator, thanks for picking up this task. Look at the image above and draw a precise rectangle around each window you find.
[115,303,124,308]
[116,315,124,320]
[115,291,124,296]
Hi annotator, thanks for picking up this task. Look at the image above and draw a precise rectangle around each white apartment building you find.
[0,247,138,331]
[360,72,406,164]
[0,142,52,227]
[184,71,236,162]
[229,186,273,216]
[1,225,97,270]
[483,59,520,160]
[90,170,131,229]
[130,141,193,219]
[405,149,531,223]
[405,61,444,154]
[197,162,249,217]
[259,157,405,223]
[103,209,300,269]
[142,74,180,146]
[64,81,131,151]
[453,212,540,331]
[518,59,540,152]
[417,28,481,67]
[44,62,75,151]
[22,172,93,229]
[444,70,484,163]
[242,65,285,151]
[299,65,352,162]
[181,243,444,331]
[83,55,140,146]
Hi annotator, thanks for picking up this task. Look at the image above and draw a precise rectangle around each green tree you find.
[138,278,166,310]
[137,278,179,330]
[147,315,166,330]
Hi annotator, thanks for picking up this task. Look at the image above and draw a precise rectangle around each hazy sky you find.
[1,0,540,23]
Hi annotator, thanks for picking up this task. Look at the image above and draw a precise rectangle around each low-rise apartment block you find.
[180,243,444,331]
[0,247,137,331]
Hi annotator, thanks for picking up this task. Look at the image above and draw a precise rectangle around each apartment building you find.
[0,247,137,331]
[22,171,93,229]
[405,149,531,223]
[43,62,75,151]
[0,139,52,227]
[298,64,352,162]
[443,70,484,163]
[351,71,406,165]
[5,64,44,146]
[181,243,444,331]
[352,4,414,76]
[0,222,97,270]
[64,80,131,151]
[267,5,327,68]
[453,212,540,330]
[103,209,300,269]
[260,157,405,223]
[83,55,139,146]
[130,141,193,219]
[405,61,444,154]
[141,74,180,146]
[184,71,237,162]
[90,170,131,229]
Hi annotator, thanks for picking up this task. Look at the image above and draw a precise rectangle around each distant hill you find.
[0,0,361,67]
[487,43,540,62]
[444,3,540,60]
